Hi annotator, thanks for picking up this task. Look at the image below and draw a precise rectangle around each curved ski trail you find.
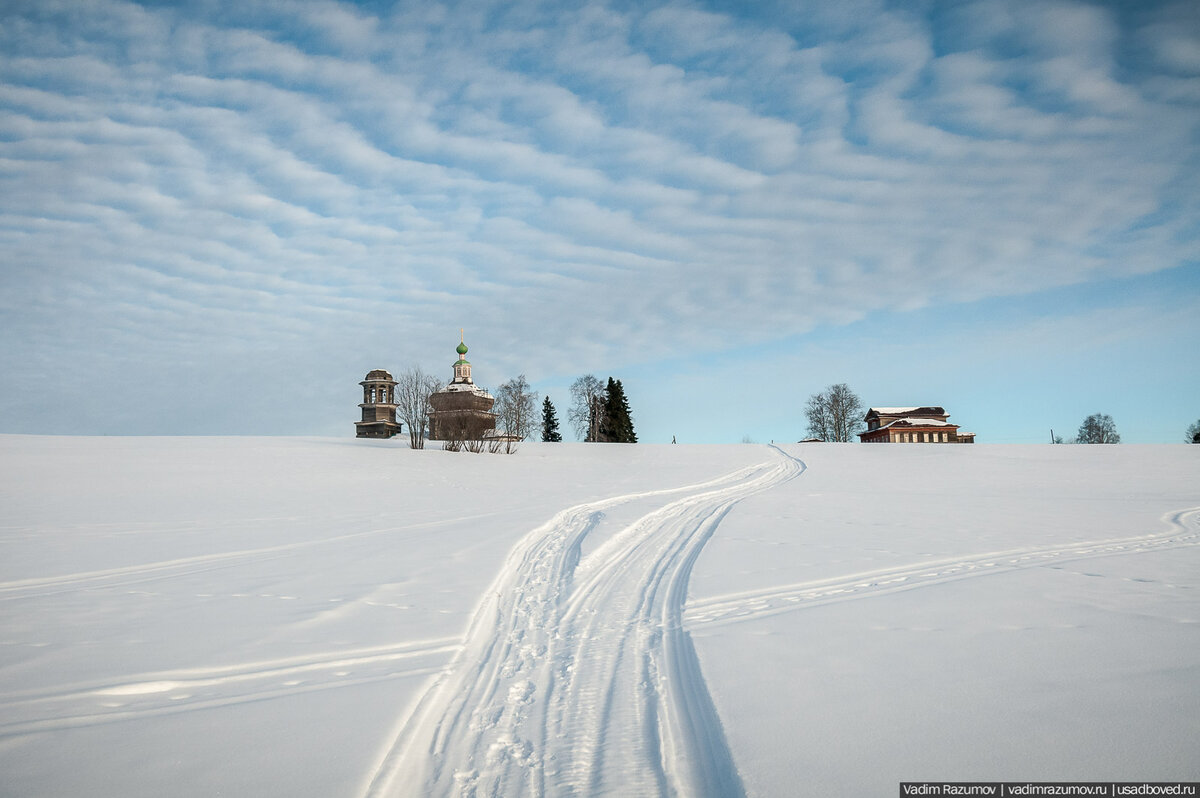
[687,506,1200,629]
[365,447,804,798]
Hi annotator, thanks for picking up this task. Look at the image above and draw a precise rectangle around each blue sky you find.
[1,0,1197,443]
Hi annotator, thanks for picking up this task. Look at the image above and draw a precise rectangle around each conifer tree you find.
[614,379,636,443]
[600,378,636,443]
[542,396,562,442]
[598,378,616,442]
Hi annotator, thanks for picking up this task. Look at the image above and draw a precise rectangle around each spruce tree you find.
[598,378,618,442]
[615,379,636,442]
[601,378,636,443]
[542,396,562,442]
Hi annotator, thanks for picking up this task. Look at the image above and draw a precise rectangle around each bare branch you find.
[494,374,538,442]
[394,366,442,449]
[804,383,864,442]
[1077,413,1120,444]
[568,374,604,441]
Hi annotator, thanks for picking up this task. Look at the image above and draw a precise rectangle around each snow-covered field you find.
[1,435,1197,797]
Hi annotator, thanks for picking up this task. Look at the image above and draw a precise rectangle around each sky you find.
[1,0,1197,444]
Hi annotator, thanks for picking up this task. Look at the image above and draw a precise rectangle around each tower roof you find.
[450,331,474,383]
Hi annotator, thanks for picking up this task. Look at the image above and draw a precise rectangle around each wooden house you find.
[858,407,975,443]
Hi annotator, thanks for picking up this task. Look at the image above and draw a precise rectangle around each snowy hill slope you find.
[0,436,1197,796]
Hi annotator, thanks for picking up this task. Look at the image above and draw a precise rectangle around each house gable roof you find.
[858,416,964,440]
[865,406,946,418]
[879,417,956,429]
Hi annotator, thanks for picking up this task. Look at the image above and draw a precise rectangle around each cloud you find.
[0,0,1196,435]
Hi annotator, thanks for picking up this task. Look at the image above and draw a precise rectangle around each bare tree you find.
[441,414,494,453]
[494,374,538,451]
[804,383,864,442]
[395,366,444,449]
[828,384,865,442]
[568,374,605,441]
[1076,413,1120,444]
[803,393,833,442]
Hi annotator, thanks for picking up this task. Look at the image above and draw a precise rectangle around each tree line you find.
[485,373,638,446]
[394,368,1194,448]
[388,367,636,450]
[567,375,636,443]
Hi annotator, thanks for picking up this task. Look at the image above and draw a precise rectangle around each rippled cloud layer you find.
[1,0,1197,435]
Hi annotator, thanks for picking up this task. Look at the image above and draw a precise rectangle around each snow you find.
[1,436,1198,796]
[870,416,955,430]
[438,383,492,396]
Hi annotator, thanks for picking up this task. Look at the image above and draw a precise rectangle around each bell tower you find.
[355,369,402,438]
[452,329,473,384]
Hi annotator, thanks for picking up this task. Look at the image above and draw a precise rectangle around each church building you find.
[427,334,496,441]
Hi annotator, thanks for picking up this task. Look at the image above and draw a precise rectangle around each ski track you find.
[0,638,460,737]
[362,447,806,798]
[686,506,1200,629]
[0,511,507,601]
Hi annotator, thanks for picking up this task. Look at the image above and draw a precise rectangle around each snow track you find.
[363,447,805,798]
[0,638,459,736]
[0,511,506,601]
[687,506,1200,628]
